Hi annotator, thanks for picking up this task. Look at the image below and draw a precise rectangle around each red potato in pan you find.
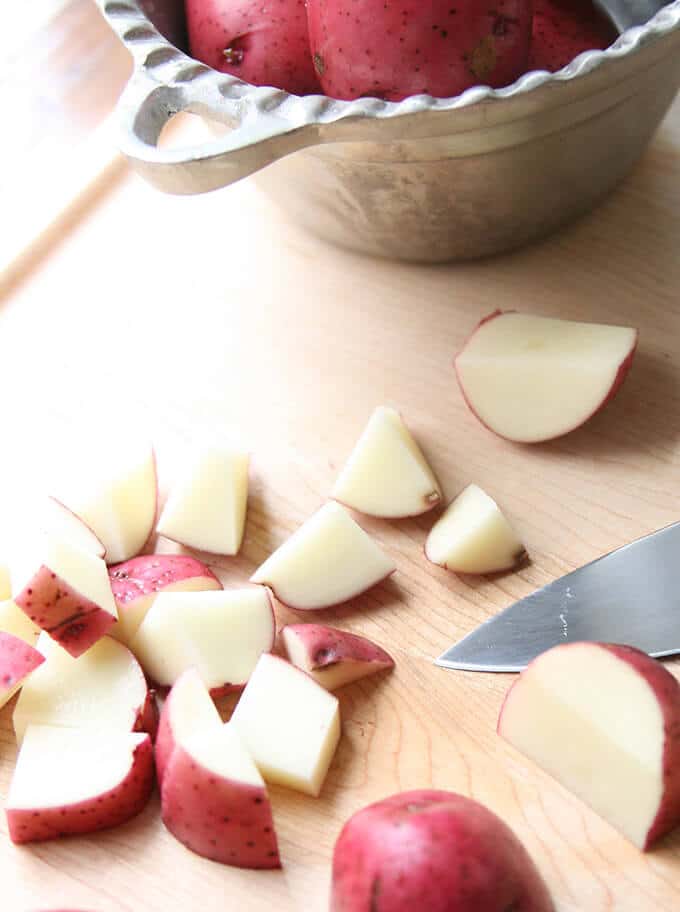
[306,0,533,101]
[529,0,617,72]
[186,0,320,94]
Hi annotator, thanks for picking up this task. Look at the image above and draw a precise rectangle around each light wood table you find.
[2,33,680,911]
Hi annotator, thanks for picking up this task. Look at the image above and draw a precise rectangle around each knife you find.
[436,521,680,673]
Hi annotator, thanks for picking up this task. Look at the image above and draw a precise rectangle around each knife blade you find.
[436,521,680,673]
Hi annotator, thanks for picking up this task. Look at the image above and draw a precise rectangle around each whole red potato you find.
[529,0,617,72]
[306,0,533,102]
[331,790,554,911]
[186,0,320,94]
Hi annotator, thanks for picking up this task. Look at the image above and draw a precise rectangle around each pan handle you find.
[98,0,327,194]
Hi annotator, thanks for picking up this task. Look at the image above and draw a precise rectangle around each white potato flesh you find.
[426,484,525,574]
[0,563,10,600]
[499,644,664,848]
[42,497,106,558]
[165,668,222,744]
[251,502,395,610]
[231,653,340,796]
[69,443,157,564]
[157,445,249,555]
[130,588,274,691]
[14,633,148,744]
[331,406,441,517]
[0,599,39,644]
[8,725,147,809]
[109,556,222,645]
[185,723,263,786]
[456,313,637,443]
[110,575,218,646]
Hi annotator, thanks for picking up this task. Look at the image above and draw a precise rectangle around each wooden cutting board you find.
[2,90,680,911]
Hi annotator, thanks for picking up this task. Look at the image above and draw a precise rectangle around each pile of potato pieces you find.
[4,312,674,909]
[3,402,521,866]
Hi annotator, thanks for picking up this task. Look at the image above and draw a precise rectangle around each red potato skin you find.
[588,643,680,851]
[454,310,639,444]
[186,0,320,95]
[453,309,505,438]
[134,690,159,742]
[15,567,116,658]
[306,0,533,102]
[282,624,394,671]
[499,643,680,851]
[109,554,221,603]
[606,644,680,849]
[109,554,222,620]
[154,700,176,788]
[529,0,617,72]
[0,632,44,694]
[332,790,553,912]
[155,685,180,788]
[150,680,249,700]
[161,743,280,868]
[208,681,247,698]
[104,638,157,740]
[7,736,155,844]
[141,676,238,701]
[497,643,680,850]
[454,310,521,441]
[154,674,218,787]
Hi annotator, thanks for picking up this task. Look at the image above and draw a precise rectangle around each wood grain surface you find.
[0,0,131,294]
[2,63,680,912]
